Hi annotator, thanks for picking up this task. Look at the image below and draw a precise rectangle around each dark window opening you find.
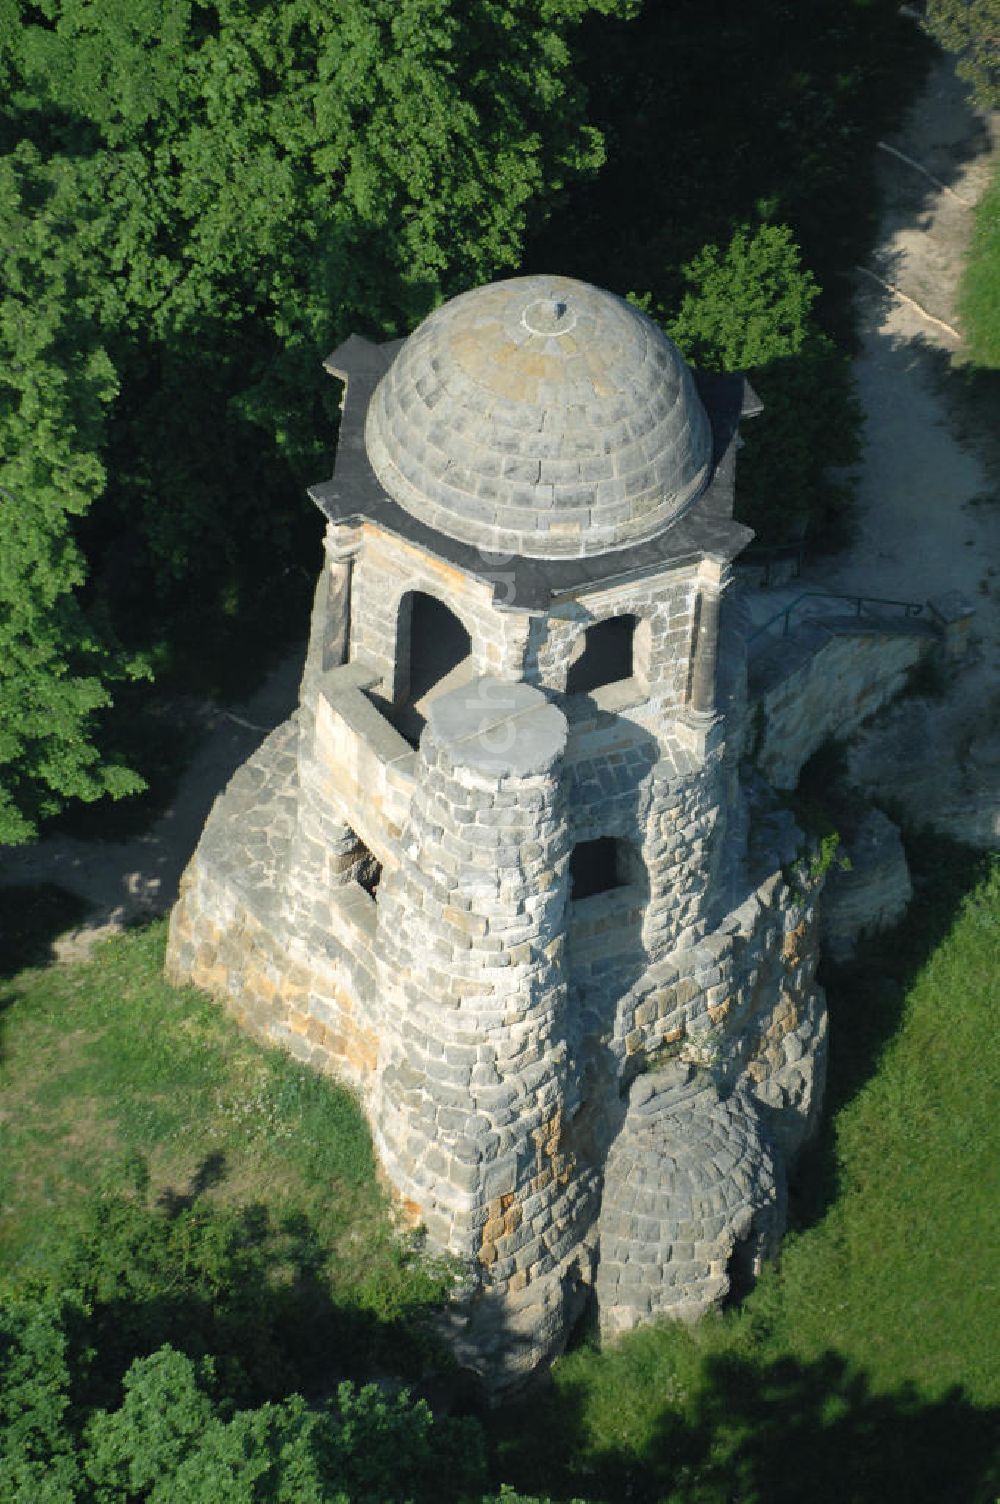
[348,833,382,899]
[722,1231,758,1311]
[566,614,638,696]
[379,591,473,746]
[406,592,472,704]
[569,836,643,901]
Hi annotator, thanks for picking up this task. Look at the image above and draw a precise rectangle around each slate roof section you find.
[311,311,756,610]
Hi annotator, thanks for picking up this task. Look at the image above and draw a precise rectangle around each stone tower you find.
[167,275,827,1393]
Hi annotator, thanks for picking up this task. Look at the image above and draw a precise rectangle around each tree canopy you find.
[0,0,930,835]
[924,0,1000,106]
[0,0,636,841]
[633,224,861,544]
[0,144,147,843]
[0,1179,551,1502]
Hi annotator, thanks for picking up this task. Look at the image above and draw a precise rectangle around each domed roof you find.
[364,275,712,559]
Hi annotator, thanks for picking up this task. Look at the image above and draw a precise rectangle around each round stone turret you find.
[595,1063,784,1337]
[364,275,712,559]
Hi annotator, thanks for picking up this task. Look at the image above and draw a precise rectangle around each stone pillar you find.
[371,679,592,1388]
[298,523,359,712]
[287,521,366,934]
[928,590,975,662]
[686,557,729,721]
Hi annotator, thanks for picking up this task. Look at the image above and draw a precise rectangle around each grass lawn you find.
[0,908,450,1358]
[489,838,999,1503]
[0,837,997,1501]
[961,157,1000,368]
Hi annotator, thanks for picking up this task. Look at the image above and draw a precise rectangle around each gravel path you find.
[799,54,1000,846]
[0,650,304,957]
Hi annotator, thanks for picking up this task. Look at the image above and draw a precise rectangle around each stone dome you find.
[364,274,712,559]
[596,1064,783,1333]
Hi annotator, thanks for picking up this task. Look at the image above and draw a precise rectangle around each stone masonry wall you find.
[349,525,532,691]
[749,621,936,789]
[370,682,598,1383]
[165,721,380,1094]
[590,861,825,1339]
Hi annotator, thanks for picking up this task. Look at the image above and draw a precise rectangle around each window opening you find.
[569,836,643,901]
[347,831,382,899]
[406,592,472,705]
[566,614,638,695]
[380,591,473,746]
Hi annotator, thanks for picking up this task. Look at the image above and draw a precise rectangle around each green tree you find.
[638,224,860,545]
[0,1298,81,1502]
[4,0,639,575]
[0,144,147,844]
[84,1346,486,1503]
[0,0,636,837]
[923,0,1000,107]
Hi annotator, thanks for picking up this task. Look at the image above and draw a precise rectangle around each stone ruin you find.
[166,275,828,1394]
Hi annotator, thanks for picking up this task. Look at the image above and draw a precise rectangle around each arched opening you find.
[566,614,639,696]
[722,1230,759,1311]
[569,836,645,901]
[385,591,473,745]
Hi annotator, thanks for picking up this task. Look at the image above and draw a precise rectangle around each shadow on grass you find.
[0,882,93,980]
[23,1159,462,1420]
[155,1149,229,1216]
[927,346,1000,498]
[787,828,992,1233]
[491,1347,999,1504]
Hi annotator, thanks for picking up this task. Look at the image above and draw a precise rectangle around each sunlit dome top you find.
[364,274,712,559]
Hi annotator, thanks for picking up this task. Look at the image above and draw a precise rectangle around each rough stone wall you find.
[311,664,416,867]
[749,621,937,789]
[558,716,726,960]
[370,682,598,1381]
[569,851,826,1131]
[820,805,913,961]
[349,525,531,689]
[165,722,380,1093]
[527,569,698,706]
[595,1067,783,1336]
[589,856,824,1339]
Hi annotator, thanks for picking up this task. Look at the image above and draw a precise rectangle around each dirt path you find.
[800,54,1000,847]
[0,650,304,958]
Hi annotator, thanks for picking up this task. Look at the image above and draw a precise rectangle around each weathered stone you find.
[164,273,834,1400]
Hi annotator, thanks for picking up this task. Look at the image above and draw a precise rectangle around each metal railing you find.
[748,591,926,643]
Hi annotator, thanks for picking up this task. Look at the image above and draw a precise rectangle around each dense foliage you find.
[0,0,634,840]
[0,0,932,829]
[649,224,861,543]
[0,1167,531,1501]
[924,0,1000,106]
[1,1304,487,1503]
[0,143,148,843]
